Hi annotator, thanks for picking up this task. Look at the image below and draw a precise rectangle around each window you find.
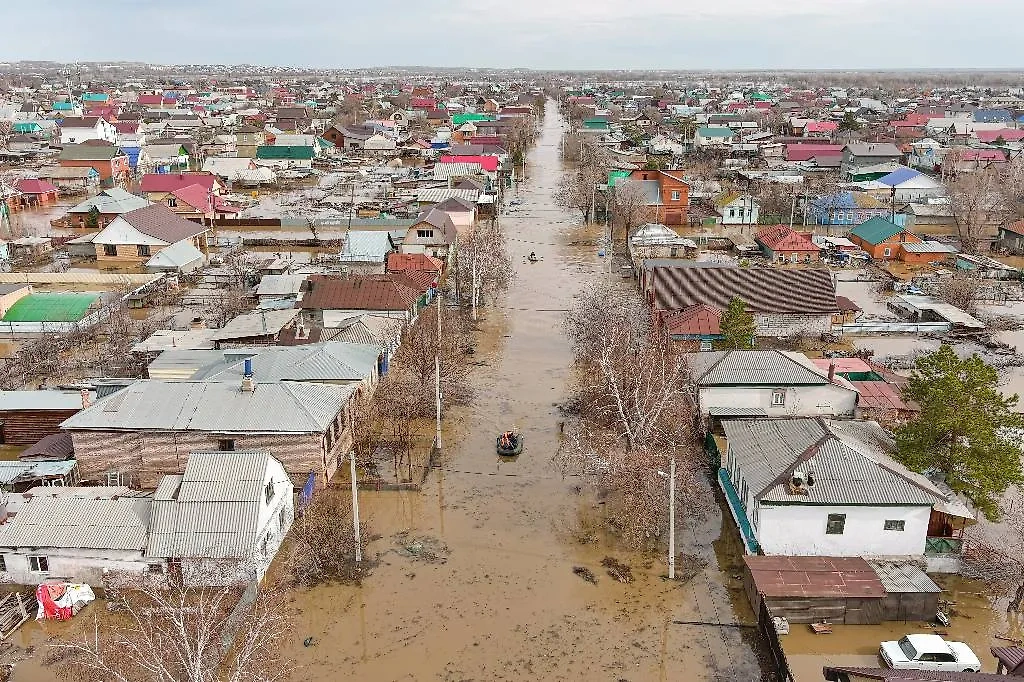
[771,390,786,407]
[669,247,678,257]
[106,472,123,486]
[883,247,892,257]
[29,556,49,572]
[884,519,905,531]
[103,244,117,257]
[417,229,433,239]
[825,513,846,535]
[137,244,151,257]
[671,190,680,202]
[265,481,274,505]
[167,197,177,207]
[699,341,712,352]
[0,555,6,572]
[218,439,235,451]
[728,208,735,218]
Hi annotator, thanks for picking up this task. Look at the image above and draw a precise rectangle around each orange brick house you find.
[848,217,922,260]
[625,169,690,225]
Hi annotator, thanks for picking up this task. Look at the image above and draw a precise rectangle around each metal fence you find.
[838,321,952,335]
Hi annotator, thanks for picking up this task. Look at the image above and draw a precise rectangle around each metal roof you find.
[147,451,285,559]
[0,390,85,411]
[722,418,945,507]
[867,560,941,593]
[255,274,307,297]
[339,231,394,262]
[0,460,77,485]
[688,350,830,386]
[210,308,300,340]
[61,379,355,434]
[707,406,768,417]
[0,497,152,550]
[173,341,380,383]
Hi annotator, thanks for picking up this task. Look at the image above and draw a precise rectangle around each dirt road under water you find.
[276,102,767,681]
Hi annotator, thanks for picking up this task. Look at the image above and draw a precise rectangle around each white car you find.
[880,634,981,672]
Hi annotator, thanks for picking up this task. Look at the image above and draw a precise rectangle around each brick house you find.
[624,169,690,225]
[91,204,209,264]
[848,217,922,260]
[59,142,130,188]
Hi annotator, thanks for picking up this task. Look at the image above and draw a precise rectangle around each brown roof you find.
[991,646,1024,674]
[744,555,885,599]
[20,432,74,461]
[834,295,861,312]
[300,274,423,312]
[58,116,101,128]
[120,204,207,243]
[663,304,721,337]
[649,265,838,315]
[850,381,915,413]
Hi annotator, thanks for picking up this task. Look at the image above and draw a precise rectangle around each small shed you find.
[867,560,941,622]
[743,555,886,624]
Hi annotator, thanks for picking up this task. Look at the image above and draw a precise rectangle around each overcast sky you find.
[4,0,1023,70]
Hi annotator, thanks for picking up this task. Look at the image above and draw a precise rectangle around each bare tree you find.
[937,272,983,314]
[557,284,703,549]
[556,140,610,224]
[51,574,291,682]
[456,221,514,317]
[947,168,1005,254]
[391,305,471,415]
[611,180,652,237]
[288,489,370,587]
[963,490,1024,612]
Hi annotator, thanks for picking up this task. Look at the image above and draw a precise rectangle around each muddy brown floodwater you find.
[5,103,767,682]
[276,102,767,682]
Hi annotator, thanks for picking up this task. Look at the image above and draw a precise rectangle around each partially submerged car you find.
[880,634,981,672]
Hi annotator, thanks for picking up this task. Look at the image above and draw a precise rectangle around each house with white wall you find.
[58,116,117,145]
[688,350,859,421]
[146,451,293,584]
[718,418,974,568]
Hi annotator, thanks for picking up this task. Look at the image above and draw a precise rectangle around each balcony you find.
[925,536,963,555]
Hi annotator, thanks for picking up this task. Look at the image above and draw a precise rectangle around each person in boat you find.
[500,431,515,449]
[528,251,537,261]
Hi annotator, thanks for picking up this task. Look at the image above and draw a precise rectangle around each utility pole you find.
[434,295,442,452]
[349,451,362,563]
[668,455,676,580]
[471,257,478,321]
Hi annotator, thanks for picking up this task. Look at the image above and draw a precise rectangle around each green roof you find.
[607,170,631,187]
[256,145,315,160]
[697,127,733,137]
[849,217,905,245]
[2,293,98,322]
[583,119,609,130]
[52,102,74,111]
[451,113,494,126]
[12,122,40,133]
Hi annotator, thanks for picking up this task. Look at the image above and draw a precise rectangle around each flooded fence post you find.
[758,601,793,682]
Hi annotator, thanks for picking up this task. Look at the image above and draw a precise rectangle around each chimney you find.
[828,362,836,382]
[80,388,91,409]
[241,358,255,392]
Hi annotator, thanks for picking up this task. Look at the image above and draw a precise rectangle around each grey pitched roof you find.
[0,496,152,550]
[147,451,286,559]
[210,308,300,341]
[688,350,829,386]
[67,188,150,215]
[60,379,355,434]
[190,342,380,383]
[722,418,945,507]
[0,390,85,411]
[649,264,838,315]
[255,274,307,297]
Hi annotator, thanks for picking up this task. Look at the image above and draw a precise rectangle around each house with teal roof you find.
[82,93,109,103]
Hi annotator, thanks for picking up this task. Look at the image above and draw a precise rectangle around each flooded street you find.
[275,102,766,681]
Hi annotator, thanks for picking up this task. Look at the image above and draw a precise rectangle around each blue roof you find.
[812,192,857,210]
[878,167,921,187]
[120,146,142,169]
[974,109,1012,123]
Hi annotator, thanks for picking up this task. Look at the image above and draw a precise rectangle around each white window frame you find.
[883,247,892,257]
[771,390,786,407]
[699,341,712,352]
[29,556,49,573]
[671,190,680,202]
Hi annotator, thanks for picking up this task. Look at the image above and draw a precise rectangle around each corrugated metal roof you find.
[722,418,945,507]
[185,342,380,383]
[867,560,941,593]
[649,264,838,315]
[0,497,151,550]
[61,380,354,433]
[689,350,829,386]
[210,308,300,340]
[416,188,480,204]
[707,407,768,417]
[0,460,77,484]
[147,451,285,559]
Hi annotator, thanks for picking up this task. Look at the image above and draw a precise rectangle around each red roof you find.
[440,155,499,172]
[959,149,1007,162]
[15,178,58,195]
[137,95,162,105]
[755,225,819,253]
[468,136,503,145]
[785,143,844,162]
[663,304,721,337]
[387,252,443,274]
[811,358,871,374]
[411,97,437,109]
[170,184,213,212]
[805,121,838,133]
[743,555,885,599]
[299,274,425,312]
[850,380,914,412]
[113,121,139,134]
[140,172,218,194]
[975,129,1024,143]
